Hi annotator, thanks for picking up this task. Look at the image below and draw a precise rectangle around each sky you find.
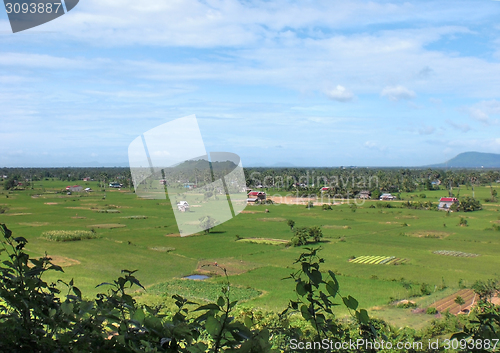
[1,0,500,167]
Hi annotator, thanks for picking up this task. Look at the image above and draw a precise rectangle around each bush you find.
[426,307,438,315]
[458,217,468,227]
[40,230,100,242]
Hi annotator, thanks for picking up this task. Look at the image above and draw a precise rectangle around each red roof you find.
[321,187,329,191]
[248,191,265,196]
[440,197,458,202]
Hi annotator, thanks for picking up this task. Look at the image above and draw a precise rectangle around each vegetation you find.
[2,170,500,350]
[290,226,323,247]
[40,230,100,242]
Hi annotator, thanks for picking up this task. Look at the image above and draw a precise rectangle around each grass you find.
[237,238,289,245]
[40,230,100,242]
[148,279,261,303]
[1,180,500,327]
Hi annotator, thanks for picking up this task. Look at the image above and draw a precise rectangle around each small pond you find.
[183,274,209,280]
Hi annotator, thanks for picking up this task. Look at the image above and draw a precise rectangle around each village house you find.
[358,190,371,199]
[320,187,329,192]
[380,193,396,201]
[83,177,91,182]
[438,197,459,211]
[66,185,83,192]
[248,191,266,200]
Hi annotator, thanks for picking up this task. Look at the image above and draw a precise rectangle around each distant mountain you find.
[430,152,500,168]
[272,162,296,167]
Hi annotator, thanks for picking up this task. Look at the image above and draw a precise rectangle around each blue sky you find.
[1,0,500,167]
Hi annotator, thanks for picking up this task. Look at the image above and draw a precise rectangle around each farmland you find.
[1,179,500,329]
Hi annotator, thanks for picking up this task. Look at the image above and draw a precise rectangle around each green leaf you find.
[61,301,74,315]
[300,304,312,320]
[342,295,358,310]
[309,269,322,286]
[296,281,307,296]
[244,315,253,329]
[205,315,221,337]
[357,309,369,324]
[217,296,225,307]
[195,303,220,312]
[326,280,338,297]
[132,308,145,325]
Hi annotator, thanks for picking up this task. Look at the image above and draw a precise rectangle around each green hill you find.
[430,152,500,168]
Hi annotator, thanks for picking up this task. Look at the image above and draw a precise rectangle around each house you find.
[66,185,83,192]
[321,187,329,192]
[246,198,259,203]
[159,179,167,185]
[248,191,266,200]
[109,182,122,188]
[431,180,442,186]
[183,183,197,189]
[358,190,371,199]
[83,177,91,182]
[84,187,93,192]
[380,193,396,201]
[438,197,459,211]
[177,201,189,212]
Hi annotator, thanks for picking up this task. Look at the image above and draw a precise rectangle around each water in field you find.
[183,275,209,280]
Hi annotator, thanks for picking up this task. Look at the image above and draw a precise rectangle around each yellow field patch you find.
[407,231,453,239]
[65,207,91,210]
[256,217,287,222]
[3,213,32,216]
[323,225,351,229]
[48,255,81,267]
[18,222,50,227]
[44,202,58,205]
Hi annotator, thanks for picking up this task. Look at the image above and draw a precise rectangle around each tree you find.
[3,177,16,190]
[290,227,308,246]
[199,215,218,234]
[308,226,323,243]
[454,296,465,313]
[287,219,295,231]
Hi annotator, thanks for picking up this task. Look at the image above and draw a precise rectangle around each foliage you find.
[199,215,218,234]
[452,196,482,212]
[3,176,18,191]
[282,247,374,342]
[458,217,468,227]
[426,307,438,315]
[40,229,100,241]
[472,279,500,303]
[286,219,295,231]
[290,226,323,247]
[149,279,260,303]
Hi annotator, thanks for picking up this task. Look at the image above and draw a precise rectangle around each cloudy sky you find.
[1,0,500,167]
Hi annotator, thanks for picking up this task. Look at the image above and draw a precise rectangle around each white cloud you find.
[364,140,386,152]
[446,119,472,132]
[324,85,354,102]
[380,85,416,101]
[462,100,500,125]
[418,125,435,135]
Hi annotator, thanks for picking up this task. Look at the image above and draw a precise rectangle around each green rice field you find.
[1,180,499,328]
